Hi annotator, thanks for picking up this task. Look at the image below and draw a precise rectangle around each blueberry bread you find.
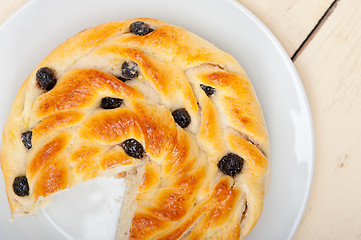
[0,18,269,239]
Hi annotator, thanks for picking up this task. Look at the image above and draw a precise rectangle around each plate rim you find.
[0,0,315,239]
[227,0,315,238]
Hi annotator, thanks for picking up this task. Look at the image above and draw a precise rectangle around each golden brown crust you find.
[0,18,269,239]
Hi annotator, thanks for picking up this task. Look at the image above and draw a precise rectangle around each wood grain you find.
[293,0,361,239]
[238,0,334,56]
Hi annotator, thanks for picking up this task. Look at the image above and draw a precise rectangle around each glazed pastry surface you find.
[0,18,269,240]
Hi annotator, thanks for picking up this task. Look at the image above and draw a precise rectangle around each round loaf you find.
[0,18,269,239]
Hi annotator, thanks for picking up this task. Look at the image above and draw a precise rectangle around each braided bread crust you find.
[0,18,269,239]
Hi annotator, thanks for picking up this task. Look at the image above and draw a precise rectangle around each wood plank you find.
[238,0,334,56]
[293,0,361,239]
[0,0,29,24]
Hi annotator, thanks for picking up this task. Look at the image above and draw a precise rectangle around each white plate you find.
[0,0,314,239]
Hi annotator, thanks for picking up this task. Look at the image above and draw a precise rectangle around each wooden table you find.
[1,0,360,239]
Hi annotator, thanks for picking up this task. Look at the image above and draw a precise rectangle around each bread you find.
[0,18,269,239]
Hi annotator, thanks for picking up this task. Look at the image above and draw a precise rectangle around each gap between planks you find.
[291,0,341,61]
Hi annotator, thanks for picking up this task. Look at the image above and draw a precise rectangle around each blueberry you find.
[36,67,57,91]
[218,153,244,176]
[121,61,139,79]
[100,97,123,109]
[172,108,191,128]
[122,139,145,159]
[21,131,32,149]
[200,84,215,96]
[129,21,154,36]
[13,176,30,197]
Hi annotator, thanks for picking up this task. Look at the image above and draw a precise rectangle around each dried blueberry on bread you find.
[0,18,269,240]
